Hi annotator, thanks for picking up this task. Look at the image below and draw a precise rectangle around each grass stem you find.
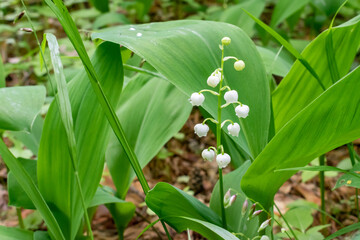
[319,154,326,225]
[16,207,25,229]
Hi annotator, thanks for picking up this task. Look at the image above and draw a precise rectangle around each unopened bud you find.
[258,219,271,232]
[242,199,248,214]
[20,27,33,33]
[234,60,245,71]
[260,236,270,240]
[252,210,263,217]
[14,11,25,24]
[221,37,231,46]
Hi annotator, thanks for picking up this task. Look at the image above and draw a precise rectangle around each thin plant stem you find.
[347,143,360,221]
[274,204,299,240]
[19,1,93,238]
[16,207,25,229]
[161,221,172,239]
[217,43,227,229]
[319,154,326,225]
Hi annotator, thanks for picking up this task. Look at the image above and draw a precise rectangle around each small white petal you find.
[216,153,231,168]
[227,123,240,137]
[189,92,205,106]
[201,149,215,161]
[235,105,250,118]
[224,90,238,104]
[234,60,245,71]
[207,75,220,88]
[194,123,209,137]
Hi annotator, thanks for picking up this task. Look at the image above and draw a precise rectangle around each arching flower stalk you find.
[189,36,249,229]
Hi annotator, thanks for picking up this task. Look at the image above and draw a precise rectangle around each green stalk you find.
[319,155,326,225]
[16,207,25,229]
[347,143,360,221]
[217,44,227,229]
[20,2,93,238]
[274,204,299,240]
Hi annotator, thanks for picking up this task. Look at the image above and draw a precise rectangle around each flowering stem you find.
[202,118,219,125]
[199,89,220,96]
[217,43,227,229]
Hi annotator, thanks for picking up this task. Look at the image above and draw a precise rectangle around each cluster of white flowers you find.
[188,37,250,169]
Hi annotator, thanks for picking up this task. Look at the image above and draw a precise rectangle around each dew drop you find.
[136,32,142,37]
[129,27,135,31]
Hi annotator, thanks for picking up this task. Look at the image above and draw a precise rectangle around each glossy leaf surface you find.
[93,20,270,159]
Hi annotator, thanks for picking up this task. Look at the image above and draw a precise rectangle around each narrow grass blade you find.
[324,222,360,240]
[0,139,64,240]
[0,53,4,88]
[242,8,325,90]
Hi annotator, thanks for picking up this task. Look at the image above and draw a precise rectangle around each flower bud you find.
[235,104,249,118]
[252,210,263,217]
[258,219,271,232]
[260,236,270,240]
[224,189,236,208]
[221,37,231,46]
[201,149,215,161]
[227,123,240,137]
[224,90,238,104]
[207,75,220,88]
[14,11,25,24]
[234,60,245,71]
[20,27,33,33]
[189,92,205,106]
[216,153,231,168]
[194,123,209,137]
[242,199,248,214]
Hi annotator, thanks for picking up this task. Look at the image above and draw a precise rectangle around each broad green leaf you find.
[210,160,258,237]
[0,53,4,88]
[270,0,311,27]
[242,67,360,209]
[284,207,313,232]
[0,140,64,240]
[93,20,270,159]
[219,0,266,37]
[0,225,33,240]
[146,182,222,228]
[106,74,191,198]
[106,202,136,238]
[38,42,123,239]
[0,86,46,132]
[8,158,37,209]
[93,12,130,29]
[312,0,344,16]
[273,16,360,130]
[89,187,133,207]
[89,0,109,12]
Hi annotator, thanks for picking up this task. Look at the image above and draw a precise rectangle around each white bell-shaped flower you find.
[227,123,240,137]
[221,37,231,46]
[201,149,215,161]
[194,123,209,137]
[235,104,249,118]
[234,60,245,71]
[216,153,231,168]
[224,90,238,104]
[189,92,205,106]
[207,75,220,88]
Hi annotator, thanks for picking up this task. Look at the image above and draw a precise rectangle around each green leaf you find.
[89,0,109,12]
[92,20,270,159]
[164,217,239,240]
[242,67,360,209]
[219,0,266,37]
[0,140,64,239]
[324,222,360,240]
[0,225,33,240]
[146,182,222,228]
[106,74,191,198]
[0,53,5,88]
[273,16,360,130]
[256,46,293,77]
[106,202,136,238]
[270,0,311,27]
[37,42,123,239]
[210,160,258,236]
[8,158,37,209]
[89,187,132,207]
[284,207,313,232]
[0,86,46,132]
[334,162,360,189]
